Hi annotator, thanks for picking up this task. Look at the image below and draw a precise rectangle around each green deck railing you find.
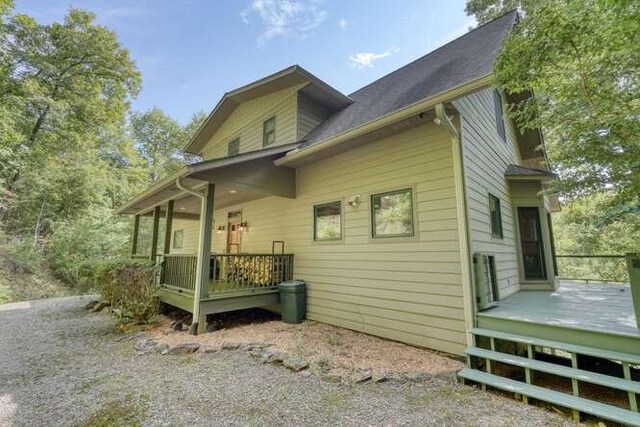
[556,254,628,283]
[160,253,294,294]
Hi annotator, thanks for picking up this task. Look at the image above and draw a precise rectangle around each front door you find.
[518,207,547,280]
[226,220,241,254]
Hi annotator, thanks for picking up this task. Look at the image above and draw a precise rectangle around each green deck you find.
[157,285,279,316]
[477,282,640,355]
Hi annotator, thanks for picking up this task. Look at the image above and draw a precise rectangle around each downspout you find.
[176,178,206,334]
[434,103,476,349]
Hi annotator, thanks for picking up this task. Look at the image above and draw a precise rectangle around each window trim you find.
[493,89,506,143]
[489,193,504,239]
[370,187,415,239]
[173,229,184,249]
[262,116,276,147]
[227,137,240,156]
[312,200,343,242]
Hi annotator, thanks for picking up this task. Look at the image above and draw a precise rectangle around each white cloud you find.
[338,18,348,30]
[241,0,327,46]
[349,47,398,68]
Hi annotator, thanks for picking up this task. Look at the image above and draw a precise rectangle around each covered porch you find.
[116,144,299,333]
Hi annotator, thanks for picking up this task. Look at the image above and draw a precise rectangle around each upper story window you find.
[227,138,240,156]
[313,201,342,241]
[371,188,414,238]
[263,116,276,147]
[489,193,503,239]
[493,89,506,142]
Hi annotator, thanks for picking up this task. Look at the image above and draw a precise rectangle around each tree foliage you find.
[467,0,640,214]
[0,4,203,288]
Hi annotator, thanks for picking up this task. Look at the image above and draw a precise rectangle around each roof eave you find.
[275,74,494,167]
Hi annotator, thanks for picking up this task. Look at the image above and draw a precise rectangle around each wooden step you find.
[458,368,640,426]
[466,347,640,394]
[470,328,640,365]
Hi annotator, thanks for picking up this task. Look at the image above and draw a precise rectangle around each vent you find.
[474,253,499,310]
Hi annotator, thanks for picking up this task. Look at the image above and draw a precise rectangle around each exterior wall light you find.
[216,225,226,234]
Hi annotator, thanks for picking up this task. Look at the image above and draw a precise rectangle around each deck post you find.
[164,200,174,255]
[150,206,161,263]
[191,183,215,335]
[131,214,140,257]
[626,253,640,328]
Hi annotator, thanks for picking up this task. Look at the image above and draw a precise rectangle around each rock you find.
[352,371,372,384]
[323,371,342,383]
[221,343,240,350]
[249,347,263,358]
[84,300,99,310]
[299,370,312,378]
[170,321,183,332]
[158,343,170,355]
[404,372,430,382]
[168,343,200,355]
[265,350,285,364]
[259,353,272,364]
[372,373,388,383]
[134,338,160,355]
[91,301,110,312]
[283,357,309,372]
[202,346,221,353]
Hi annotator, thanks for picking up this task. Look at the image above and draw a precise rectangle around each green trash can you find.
[279,280,306,324]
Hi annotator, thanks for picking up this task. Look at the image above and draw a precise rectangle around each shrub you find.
[95,259,159,324]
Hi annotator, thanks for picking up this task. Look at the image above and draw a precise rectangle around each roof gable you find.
[185,65,352,155]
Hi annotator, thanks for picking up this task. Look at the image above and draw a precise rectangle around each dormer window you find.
[263,116,276,147]
[227,138,240,156]
[493,89,506,142]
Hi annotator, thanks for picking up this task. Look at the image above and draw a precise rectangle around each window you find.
[493,89,506,142]
[173,229,183,249]
[371,188,414,238]
[313,201,341,241]
[227,138,239,156]
[263,116,276,147]
[489,194,503,238]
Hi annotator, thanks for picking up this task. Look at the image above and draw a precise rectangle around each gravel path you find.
[0,296,574,426]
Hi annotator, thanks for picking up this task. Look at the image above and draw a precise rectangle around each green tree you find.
[131,108,186,183]
[0,7,141,233]
[467,0,640,214]
[465,0,524,24]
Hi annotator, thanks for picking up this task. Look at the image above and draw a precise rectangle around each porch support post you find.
[150,206,161,263]
[163,200,174,255]
[191,183,215,335]
[131,214,140,257]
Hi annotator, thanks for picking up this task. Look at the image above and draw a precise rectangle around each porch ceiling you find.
[116,143,299,216]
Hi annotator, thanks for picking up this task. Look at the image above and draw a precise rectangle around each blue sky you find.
[14,0,475,124]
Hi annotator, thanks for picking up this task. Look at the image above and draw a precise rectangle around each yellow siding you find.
[174,122,466,355]
[453,88,522,298]
[201,85,302,160]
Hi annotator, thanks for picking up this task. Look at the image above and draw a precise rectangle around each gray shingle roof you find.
[302,11,518,147]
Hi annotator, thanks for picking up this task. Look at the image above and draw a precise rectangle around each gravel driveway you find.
[0,296,573,426]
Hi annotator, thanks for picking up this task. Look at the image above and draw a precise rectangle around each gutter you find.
[434,102,476,349]
[275,74,493,166]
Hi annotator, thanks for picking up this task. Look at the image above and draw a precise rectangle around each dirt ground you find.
[146,308,464,381]
[0,297,576,426]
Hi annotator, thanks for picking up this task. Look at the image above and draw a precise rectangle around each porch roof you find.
[116,143,299,216]
[504,164,557,182]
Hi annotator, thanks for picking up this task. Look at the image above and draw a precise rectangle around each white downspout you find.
[176,178,206,333]
[434,103,476,350]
